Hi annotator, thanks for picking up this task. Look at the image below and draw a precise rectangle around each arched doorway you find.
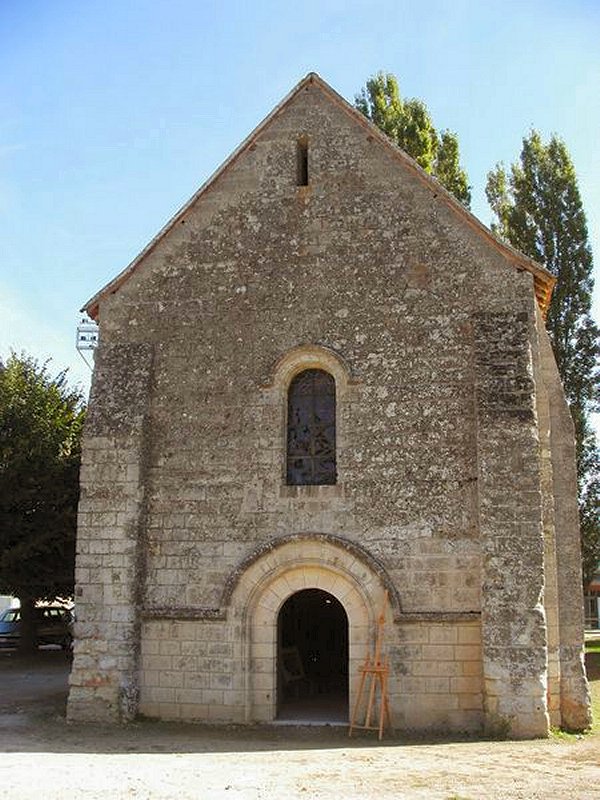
[277,588,349,722]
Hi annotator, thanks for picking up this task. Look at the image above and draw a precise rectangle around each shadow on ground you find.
[1,649,598,757]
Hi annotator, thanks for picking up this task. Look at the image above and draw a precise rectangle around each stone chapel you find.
[67,73,591,737]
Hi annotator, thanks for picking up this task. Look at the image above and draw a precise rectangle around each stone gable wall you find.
[68,82,589,735]
[98,85,516,616]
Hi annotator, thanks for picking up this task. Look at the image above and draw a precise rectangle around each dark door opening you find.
[277,588,349,722]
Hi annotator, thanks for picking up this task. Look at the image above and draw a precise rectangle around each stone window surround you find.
[261,344,358,497]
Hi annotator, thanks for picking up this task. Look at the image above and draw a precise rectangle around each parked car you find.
[0,605,73,650]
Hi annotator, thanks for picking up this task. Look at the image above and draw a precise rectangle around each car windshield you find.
[1,606,72,623]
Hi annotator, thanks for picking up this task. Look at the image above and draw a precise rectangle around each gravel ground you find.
[0,649,599,800]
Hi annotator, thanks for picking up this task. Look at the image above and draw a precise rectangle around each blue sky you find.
[1,0,599,396]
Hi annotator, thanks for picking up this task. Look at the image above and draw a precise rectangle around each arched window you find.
[287,369,336,485]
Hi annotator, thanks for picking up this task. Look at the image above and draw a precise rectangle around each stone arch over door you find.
[227,534,395,723]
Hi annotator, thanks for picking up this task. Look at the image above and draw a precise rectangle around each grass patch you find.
[585,641,600,654]
[550,726,579,741]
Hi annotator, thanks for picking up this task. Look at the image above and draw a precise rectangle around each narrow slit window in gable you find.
[297,138,309,186]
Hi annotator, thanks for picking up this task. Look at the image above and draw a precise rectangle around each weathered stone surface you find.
[67,74,590,736]
[533,306,592,731]
[68,343,154,723]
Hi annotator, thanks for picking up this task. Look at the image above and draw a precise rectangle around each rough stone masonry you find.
[67,73,591,738]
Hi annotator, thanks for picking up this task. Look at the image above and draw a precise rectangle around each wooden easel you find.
[348,590,392,740]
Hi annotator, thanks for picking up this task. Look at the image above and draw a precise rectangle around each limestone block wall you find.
[140,618,241,722]
[474,307,549,737]
[138,537,483,732]
[98,81,499,631]
[139,618,483,731]
[67,78,591,735]
[68,343,153,722]
[532,311,562,727]
[535,310,591,730]
[389,620,483,731]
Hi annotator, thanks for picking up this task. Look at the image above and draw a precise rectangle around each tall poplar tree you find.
[486,131,600,585]
[355,72,471,207]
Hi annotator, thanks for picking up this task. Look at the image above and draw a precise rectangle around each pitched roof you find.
[83,72,555,320]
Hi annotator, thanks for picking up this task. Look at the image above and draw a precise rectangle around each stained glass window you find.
[287,369,336,485]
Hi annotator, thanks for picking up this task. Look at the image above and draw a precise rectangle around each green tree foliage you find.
[486,131,600,586]
[355,72,471,207]
[0,354,85,651]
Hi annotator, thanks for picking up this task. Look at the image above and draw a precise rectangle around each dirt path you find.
[0,650,599,799]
